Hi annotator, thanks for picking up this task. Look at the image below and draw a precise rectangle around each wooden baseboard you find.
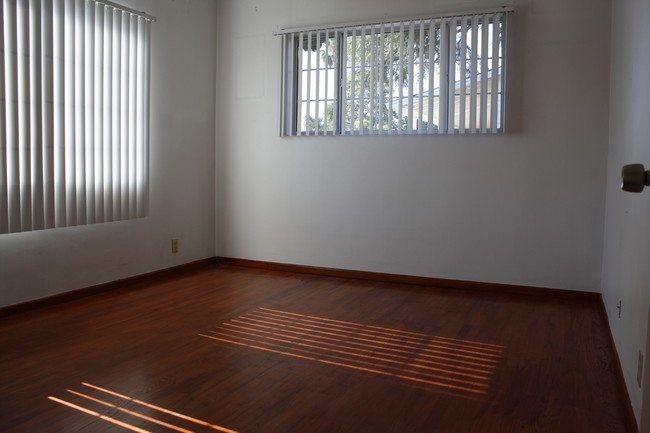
[1,255,601,320]
[0,258,217,319]
[215,256,601,301]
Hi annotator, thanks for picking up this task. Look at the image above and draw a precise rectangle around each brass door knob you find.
[621,164,650,193]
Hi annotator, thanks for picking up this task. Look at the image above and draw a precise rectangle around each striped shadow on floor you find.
[49,382,239,433]
[199,307,505,400]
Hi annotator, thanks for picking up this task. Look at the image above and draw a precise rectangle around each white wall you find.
[601,0,650,425]
[216,0,611,292]
[0,0,217,308]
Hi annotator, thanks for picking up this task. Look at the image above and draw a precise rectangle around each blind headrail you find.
[91,0,157,21]
[273,6,513,35]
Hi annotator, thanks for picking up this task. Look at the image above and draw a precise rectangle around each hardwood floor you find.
[0,263,636,432]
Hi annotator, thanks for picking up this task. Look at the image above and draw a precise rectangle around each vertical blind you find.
[0,0,153,234]
[280,9,510,136]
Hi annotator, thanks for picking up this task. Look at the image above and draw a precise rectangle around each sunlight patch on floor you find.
[199,307,505,400]
[49,382,239,433]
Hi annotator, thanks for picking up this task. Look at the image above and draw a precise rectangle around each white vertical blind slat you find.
[305,31,311,134]
[127,13,136,217]
[480,14,489,133]
[0,0,8,233]
[427,19,434,133]
[417,20,424,133]
[63,0,76,226]
[6,0,20,232]
[387,23,394,135]
[102,6,112,222]
[29,0,44,230]
[75,0,86,225]
[447,17,456,133]
[349,29,355,134]
[120,10,129,218]
[406,21,414,133]
[314,30,320,135]
[53,0,65,227]
[458,16,467,133]
[499,14,506,132]
[282,34,288,135]
[397,21,403,134]
[142,16,150,215]
[378,23,384,134]
[438,18,448,133]
[333,32,347,134]
[42,0,55,228]
[295,33,302,136]
[358,26,365,134]
[84,0,95,224]
[323,30,330,134]
[135,17,145,217]
[111,8,120,220]
[17,0,31,230]
[490,13,500,133]
[368,25,375,134]
[469,15,478,133]
[93,3,103,222]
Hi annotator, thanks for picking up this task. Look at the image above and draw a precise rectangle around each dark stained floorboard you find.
[0,264,634,432]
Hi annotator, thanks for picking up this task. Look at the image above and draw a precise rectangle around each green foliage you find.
[343,29,433,132]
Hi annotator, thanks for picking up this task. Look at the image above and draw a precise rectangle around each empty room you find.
[1,0,649,431]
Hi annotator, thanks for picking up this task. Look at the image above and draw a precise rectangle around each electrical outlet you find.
[171,239,179,254]
[638,352,644,387]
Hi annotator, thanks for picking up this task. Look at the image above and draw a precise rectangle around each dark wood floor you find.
[0,264,635,432]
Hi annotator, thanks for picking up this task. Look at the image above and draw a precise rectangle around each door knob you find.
[621,164,650,193]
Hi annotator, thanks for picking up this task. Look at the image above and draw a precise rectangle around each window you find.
[280,9,511,136]
[0,0,154,234]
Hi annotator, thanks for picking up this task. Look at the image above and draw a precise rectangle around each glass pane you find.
[297,34,337,134]
[342,21,441,134]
